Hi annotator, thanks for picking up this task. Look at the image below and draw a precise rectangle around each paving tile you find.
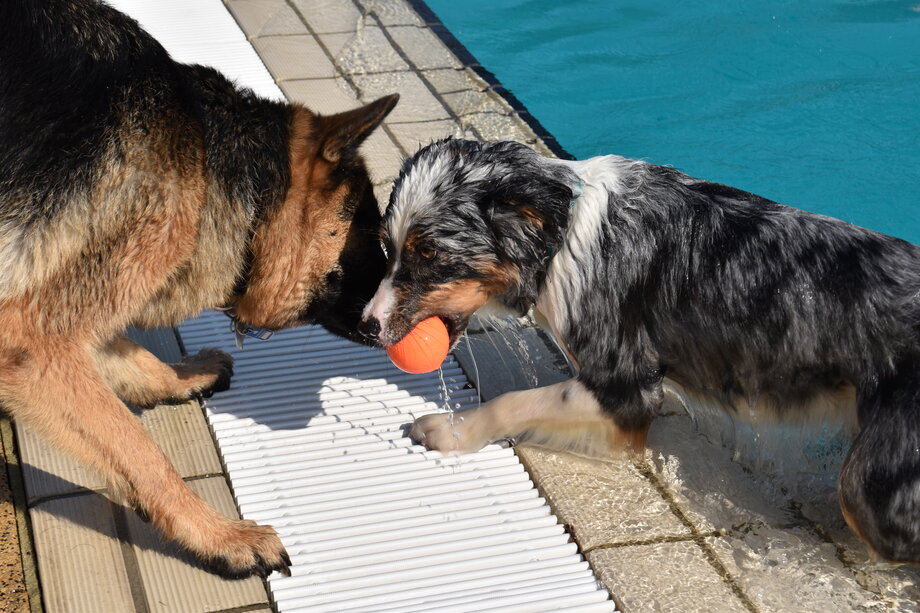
[517,447,690,549]
[452,323,569,402]
[290,0,362,34]
[356,0,424,26]
[530,138,559,158]
[123,477,269,612]
[386,119,464,153]
[443,89,508,117]
[227,0,307,37]
[587,540,749,613]
[280,77,359,113]
[0,427,29,613]
[421,67,487,95]
[705,534,899,611]
[317,31,352,60]
[18,400,220,504]
[373,183,394,214]
[644,414,798,535]
[30,493,134,613]
[387,25,462,70]
[17,426,106,502]
[138,402,223,479]
[361,128,406,186]
[252,35,336,80]
[794,484,920,605]
[352,71,449,123]
[644,411,920,608]
[461,111,535,142]
[17,327,190,502]
[325,26,409,74]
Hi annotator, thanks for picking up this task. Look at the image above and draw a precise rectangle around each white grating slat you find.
[277,558,593,612]
[103,0,618,608]
[179,312,616,612]
[373,572,600,613]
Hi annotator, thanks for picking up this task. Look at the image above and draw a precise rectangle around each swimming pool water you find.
[426,0,920,244]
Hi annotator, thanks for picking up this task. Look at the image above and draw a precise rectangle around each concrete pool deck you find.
[2,0,920,611]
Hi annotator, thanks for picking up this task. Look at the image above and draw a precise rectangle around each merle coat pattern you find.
[360,138,920,563]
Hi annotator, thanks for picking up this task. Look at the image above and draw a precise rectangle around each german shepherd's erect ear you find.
[299,94,402,343]
[317,94,399,164]
[233,94,400,338]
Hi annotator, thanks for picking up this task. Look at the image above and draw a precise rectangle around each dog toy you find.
[386,316,449,373]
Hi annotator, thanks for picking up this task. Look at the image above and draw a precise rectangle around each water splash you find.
[650,386,920,609]
[473,312,541,388]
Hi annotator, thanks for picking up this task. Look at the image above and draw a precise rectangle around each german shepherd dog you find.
[360,138,920,563]
[0,0,397,578]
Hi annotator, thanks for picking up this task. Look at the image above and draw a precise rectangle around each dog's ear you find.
[316,94,399,164]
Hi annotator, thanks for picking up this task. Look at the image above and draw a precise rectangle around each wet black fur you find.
[390,138,920,562]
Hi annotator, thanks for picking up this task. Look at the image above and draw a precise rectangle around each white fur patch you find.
[387,153,451,255]
[362,273,397,340]
[537,155,645,339]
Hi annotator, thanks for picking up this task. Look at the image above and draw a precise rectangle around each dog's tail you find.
[840,355,920,562]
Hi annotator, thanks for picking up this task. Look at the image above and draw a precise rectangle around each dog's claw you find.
[195,519,290,580]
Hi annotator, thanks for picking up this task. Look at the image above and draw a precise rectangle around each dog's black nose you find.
[358,317,381,341]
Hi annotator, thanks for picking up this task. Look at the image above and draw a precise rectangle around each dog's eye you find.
[418,246,438,260]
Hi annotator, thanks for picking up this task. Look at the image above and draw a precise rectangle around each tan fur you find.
[0,341,280,568]
[0,91,397,577]
[411,378,647,457]
[417,279,495,316]
[234,109,357,329]
[409,264,521,328]
[840,503,886,562]
[94,336,231,408]
[0,113,203,340]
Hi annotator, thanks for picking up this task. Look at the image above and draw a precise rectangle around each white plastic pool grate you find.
[107,0,617,609]
[179,312,617,612]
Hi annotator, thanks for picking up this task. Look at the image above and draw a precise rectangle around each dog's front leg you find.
[0,343,289,578]
[411,378,647,456]
[94,335,233,407]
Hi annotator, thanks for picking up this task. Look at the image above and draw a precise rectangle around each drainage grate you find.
[180,311,616,612]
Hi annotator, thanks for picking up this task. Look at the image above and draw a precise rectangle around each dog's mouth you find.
[383,312,468,349]
[437,313,467,348]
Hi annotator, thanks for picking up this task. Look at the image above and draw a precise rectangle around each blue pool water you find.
[426,0,920,244]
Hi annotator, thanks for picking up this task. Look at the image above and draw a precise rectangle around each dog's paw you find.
[409,411,491,454]
[176,348,234,398]
[199,519,291,580]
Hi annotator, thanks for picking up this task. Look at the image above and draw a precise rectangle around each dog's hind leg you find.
[839,357,920,563]
[410,378,649,457]
[0,342,290,578]
[94,335,233,407]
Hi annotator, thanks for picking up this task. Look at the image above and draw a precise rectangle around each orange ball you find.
[386,316,450,374]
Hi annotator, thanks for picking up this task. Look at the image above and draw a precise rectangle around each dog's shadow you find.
[19,466,257,581]
[193,321,460,434]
